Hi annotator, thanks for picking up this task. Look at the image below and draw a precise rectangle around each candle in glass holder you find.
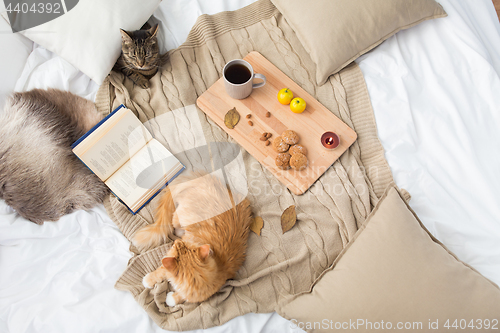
[321,132,340,150]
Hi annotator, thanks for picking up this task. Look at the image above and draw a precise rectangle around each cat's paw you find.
[139,81,150,89]
[142,273,155,289]
[128,73,150,89]
[166,291,177,307]
[174,228,185,238]
[136,78,150,89]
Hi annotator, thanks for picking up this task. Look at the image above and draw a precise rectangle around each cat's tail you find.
[132,188,175,251]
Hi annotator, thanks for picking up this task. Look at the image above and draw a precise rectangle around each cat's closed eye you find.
[114,24,160,88]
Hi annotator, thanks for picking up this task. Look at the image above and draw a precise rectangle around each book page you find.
[105,139,183,211]
[73,108,153,181]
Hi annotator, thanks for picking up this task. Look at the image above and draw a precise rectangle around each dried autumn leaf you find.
[249,216,264,236]
[281,205,296,234]
[224,107,240,129]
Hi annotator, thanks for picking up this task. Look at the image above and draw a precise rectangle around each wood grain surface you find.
[493,0,500,21]
[197,52,357,195]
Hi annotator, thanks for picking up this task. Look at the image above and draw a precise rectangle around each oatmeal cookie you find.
[275,152,292,170]
[272,136,290,153]
[281,130,299,145]
[290,153,308,171]
[288,144,307,156]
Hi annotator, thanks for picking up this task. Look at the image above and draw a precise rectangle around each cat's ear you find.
[198,244,212,260]
[162,256,176,271]
[120,29,133,43]
[149,24,159,38]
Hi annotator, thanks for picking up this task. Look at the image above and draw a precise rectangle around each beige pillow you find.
[278,186,500,332]
[271,0,447,85]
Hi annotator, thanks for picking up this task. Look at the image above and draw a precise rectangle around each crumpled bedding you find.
[2,0,500,332]
[94,0,394,330]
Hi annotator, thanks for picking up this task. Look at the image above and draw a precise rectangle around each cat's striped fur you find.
[114,23,160,89]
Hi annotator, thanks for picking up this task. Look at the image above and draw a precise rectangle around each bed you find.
[1,0,499,332]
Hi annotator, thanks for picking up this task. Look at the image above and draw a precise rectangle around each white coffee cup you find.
[223,59,266,99]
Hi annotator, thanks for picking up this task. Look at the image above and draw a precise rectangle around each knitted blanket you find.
[94,0,394,330]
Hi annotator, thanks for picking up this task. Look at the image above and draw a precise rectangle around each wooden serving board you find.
[196,52,357,195]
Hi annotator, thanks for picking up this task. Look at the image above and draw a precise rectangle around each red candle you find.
[321,132,340,149]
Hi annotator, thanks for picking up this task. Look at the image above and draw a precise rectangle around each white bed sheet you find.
[356,0,500,284]
[1,0,499,332]
[0,2,32,108]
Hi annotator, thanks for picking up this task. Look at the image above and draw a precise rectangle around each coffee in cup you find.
[223,59,266,99]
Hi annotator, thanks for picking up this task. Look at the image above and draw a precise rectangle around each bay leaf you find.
[249,216,264,236]
[224,107,240,129]
[281,205,296,234]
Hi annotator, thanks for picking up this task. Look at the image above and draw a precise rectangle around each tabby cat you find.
[114,23,161,88]
[0,89,109,224]
[132,173,253,307]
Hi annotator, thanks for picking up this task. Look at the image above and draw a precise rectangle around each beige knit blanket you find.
[94,0,394,330]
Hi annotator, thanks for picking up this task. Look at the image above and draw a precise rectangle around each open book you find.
[72,105,185,214]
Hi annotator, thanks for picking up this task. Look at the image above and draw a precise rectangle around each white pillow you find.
[0,13,33,108]
[2,0,162,84]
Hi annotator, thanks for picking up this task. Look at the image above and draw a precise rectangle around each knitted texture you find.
[95,0,393,330]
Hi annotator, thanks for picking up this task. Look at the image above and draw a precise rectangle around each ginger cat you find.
[132,173,252,307]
